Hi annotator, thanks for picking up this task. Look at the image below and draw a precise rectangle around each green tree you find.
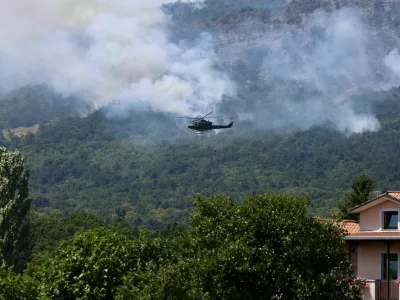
[119,194,362,300]
[338,173,375,220]
[36,228,135,300]
[35,228,173,300]
[27,210,106,255]
[0,147,30,272]
[0,263,38,300]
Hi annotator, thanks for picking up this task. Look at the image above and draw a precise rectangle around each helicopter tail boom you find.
[211,121,233,129]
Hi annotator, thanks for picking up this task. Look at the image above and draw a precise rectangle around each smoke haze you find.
[2,1,400,135]
[0,0,233,116]
[217,8,400,134]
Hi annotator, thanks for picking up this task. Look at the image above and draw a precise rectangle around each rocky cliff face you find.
[285,0,400,28]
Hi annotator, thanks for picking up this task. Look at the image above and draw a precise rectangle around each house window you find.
[383,211,398,229]
[382,253,398,280]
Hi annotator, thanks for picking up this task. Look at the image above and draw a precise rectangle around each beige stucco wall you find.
[357,242,400,279]
[361,281,375,300]
[359,199,400,231]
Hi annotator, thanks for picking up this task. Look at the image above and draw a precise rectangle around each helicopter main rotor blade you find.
[179,117,219,119]
[179,112,218,120]
[201,111,213,119]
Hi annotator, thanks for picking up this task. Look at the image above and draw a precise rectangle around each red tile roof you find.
[318,218,400,239]
[317,218,360,235]
[318,193,400,240]
[341,220,360,235]
[387,190,400,199]
[339,220,400,237]
[339,220,400,240]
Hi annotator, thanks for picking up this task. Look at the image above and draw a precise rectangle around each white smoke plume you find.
[0,0,233,115]
[260,8,382,133]
[218,8,400,134]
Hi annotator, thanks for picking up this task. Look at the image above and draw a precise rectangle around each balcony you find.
[362,280,400,300]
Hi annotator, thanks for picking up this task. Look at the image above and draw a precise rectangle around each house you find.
[344,190,400,300]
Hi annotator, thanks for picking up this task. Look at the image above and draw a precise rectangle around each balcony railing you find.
[375,280,399,300]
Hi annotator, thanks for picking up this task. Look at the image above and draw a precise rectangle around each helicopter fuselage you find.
[188,120,233,132]
[180,111,233,133]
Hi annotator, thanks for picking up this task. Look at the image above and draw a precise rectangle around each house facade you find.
[345,190,400,300]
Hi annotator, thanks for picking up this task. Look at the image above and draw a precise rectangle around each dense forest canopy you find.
[0,0,400,228]
[1,87,400,228]
[1,193,364,300]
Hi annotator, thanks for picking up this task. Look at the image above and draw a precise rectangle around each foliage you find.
[27,210,114,255]
[0,263,39,300]
[36,229,131,299]
[165,0,283,26]
[0,147,31,272]
[1,0,400,231]
[3,90,400,229]
[118,194,363,300]
[1,1,400,227]
[116,261,206,300]
[0,193,364,300]
[0,2,393,298]
[0,85,88,130]
[35,228,172,300]
[338,173,375,220]
[284,0,400,29]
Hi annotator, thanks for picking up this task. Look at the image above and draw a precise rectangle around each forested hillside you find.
[0,85,89,130]
[0,86,399,229]
[1,0,400,229]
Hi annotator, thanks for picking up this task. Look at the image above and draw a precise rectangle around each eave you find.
[350,194,400,213]
[344,236,400,241]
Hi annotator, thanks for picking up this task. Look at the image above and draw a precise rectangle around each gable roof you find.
[317,218,360,234]
[350,190,400,213]
[318,218,400,240]
[330,219,400,240]
[386,190,400,199]
[341,220,360,234]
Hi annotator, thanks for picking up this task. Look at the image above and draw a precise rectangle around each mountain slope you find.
[1,87,400,228]
[2,0,400,229]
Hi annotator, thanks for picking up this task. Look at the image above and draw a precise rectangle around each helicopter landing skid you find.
[190,130,205,134]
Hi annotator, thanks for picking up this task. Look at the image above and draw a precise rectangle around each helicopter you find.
[180,112,233,134]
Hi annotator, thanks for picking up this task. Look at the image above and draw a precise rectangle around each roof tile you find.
[319,216,400,238]
[341,221,360,235]
[387,191,400,199]
[317,218,360,235]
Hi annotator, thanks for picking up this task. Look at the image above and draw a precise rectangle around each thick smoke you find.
[0,0,233,115]
[3,1,399,135]
[218,8,400,134]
